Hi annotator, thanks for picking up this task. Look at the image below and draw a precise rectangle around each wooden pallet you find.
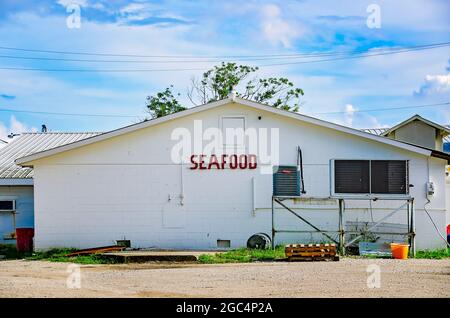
[285,244,339,262]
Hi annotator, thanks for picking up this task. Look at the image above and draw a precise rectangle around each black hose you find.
[298,146,306,194]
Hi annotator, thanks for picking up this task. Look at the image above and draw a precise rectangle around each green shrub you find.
[198,246,286,264]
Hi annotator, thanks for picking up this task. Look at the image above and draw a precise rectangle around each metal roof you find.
[0,132,100,179]
[360,128,388,135]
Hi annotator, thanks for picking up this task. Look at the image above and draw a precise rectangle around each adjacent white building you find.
[14,97,450,250]
[0,133,99,244]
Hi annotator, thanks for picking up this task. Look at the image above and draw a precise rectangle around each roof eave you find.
[430,150,450,164]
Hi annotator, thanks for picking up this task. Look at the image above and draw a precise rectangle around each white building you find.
[15,97,450,251]
[0,133,99,244]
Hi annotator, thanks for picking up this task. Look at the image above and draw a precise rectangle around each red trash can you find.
[16,228,34,253]
[447,225,450,245]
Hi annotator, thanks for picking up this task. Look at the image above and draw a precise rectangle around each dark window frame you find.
[333,160,409,195]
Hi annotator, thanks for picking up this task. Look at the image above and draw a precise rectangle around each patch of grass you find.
[415,247,450,259]
[198,246,286,264]
[0,244,23,259]
[0,245,117,264]
[26,248,118,264]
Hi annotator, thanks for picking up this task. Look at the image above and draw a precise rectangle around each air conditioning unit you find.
[273,166,301,197]
[0,200,15,212]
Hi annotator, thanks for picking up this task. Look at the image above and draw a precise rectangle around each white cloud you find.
[415,74,450,96]
[0,116,38,141]
[57,0,88,7]
[260,4,302,48]
[1,3,448,132]
[334,104,386,129]
[344,104,356,126]
[120,3,147,14]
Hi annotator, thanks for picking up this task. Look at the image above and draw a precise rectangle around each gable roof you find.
[0,132,100,183]
[15,97,447,166]
[381,114,450,137]
[362,124,450,155]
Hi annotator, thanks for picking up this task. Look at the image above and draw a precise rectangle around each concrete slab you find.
[100,250,221,263]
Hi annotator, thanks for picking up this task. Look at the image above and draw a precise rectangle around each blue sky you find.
[0,0,449,138]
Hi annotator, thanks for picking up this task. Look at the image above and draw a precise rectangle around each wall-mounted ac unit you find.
[273,166,300,197]
[0,200,15,212]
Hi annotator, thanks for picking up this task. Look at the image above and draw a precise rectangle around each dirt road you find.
[0,258,449,298]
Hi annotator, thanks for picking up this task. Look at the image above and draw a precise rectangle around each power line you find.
[0,66,205,72]
[1,101,448,119]
[262,45,450,67]
[0,42,449,63]
[311,102,450,115]
[0,107,139,118]
[1,41,448,58]
[0,52,358,63]
[1,42,448,72]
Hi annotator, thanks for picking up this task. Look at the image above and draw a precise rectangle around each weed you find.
[0,245,117,264]
[198,246,286,264]
[415,248,449,260]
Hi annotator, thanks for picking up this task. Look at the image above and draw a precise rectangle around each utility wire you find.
[311,102,450,115]
[0,52,362,63]
[1,101,448,119]
[0,66,205,72]
[0,107,139,118]
[0,42,449,63]
[0,42,449,72]
[262,44,450,67]
[0,41,448,58]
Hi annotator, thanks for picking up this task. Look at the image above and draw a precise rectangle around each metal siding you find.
[0,186,34,244]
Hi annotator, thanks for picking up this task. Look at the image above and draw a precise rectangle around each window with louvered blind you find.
[334,160,408,195]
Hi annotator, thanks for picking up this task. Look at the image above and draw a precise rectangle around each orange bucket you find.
[390,243,409,259]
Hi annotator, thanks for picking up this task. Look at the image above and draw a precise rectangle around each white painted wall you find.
[30,102,448,250]
[0,186,34,244]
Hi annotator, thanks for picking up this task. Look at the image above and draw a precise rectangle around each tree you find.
[188,62,304,112]
[146,63,304,118]
[146,86,186,119]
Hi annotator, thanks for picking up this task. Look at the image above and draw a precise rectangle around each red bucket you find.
[16,228,34,253]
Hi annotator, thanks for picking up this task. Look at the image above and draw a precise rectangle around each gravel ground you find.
[0,258,449,298]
